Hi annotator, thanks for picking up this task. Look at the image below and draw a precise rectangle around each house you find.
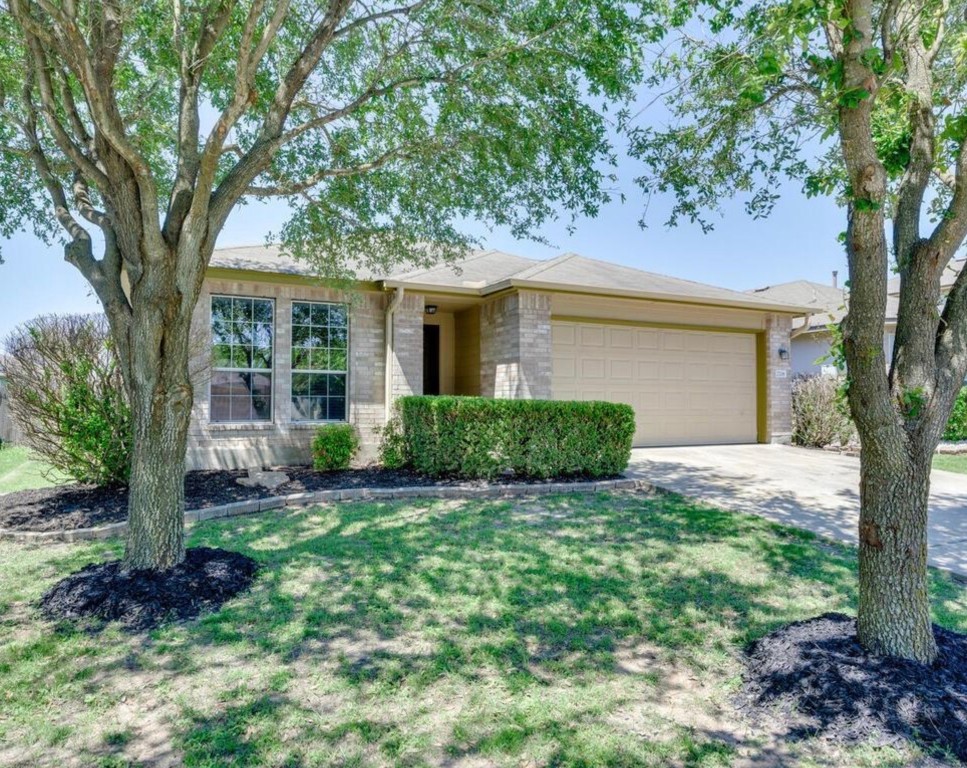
[187,246,812,469]
[750,260,965,376]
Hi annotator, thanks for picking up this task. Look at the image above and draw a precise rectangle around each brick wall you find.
[764,313,793,443]
[390,292,424,398]
[480,290,552,399]
[186,278,387,469]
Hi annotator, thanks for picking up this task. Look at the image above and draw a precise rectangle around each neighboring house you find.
[187,246,811,469]
[747,277,851,376]
[750,260,965,376]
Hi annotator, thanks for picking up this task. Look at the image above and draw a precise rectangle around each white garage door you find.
[552,321,758,446]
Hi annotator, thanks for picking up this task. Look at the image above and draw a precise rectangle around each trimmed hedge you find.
[944,388,967,442]
[381,396,635,479]
[312,423,359,471]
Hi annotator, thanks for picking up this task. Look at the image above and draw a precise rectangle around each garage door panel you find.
[552,321,757,447]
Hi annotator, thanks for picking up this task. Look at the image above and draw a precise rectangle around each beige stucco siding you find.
[550,293,769,331]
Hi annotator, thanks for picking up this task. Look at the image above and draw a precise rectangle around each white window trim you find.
[208,294,276,425]
[290,300,350,424]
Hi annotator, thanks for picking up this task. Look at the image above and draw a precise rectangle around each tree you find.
[630,0,967,662]
[2,314,132,486]
[0,0,653,571]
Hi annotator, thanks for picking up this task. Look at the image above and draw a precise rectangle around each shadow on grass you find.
[6,489,961,766]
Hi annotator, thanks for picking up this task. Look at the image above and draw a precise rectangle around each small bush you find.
[1,314,131,486]
[944,388,967,442]
[381,396,635,479]
[312,423,359,471]
[791,374,855,448]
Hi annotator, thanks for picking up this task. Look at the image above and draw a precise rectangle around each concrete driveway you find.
[626,444,967,578]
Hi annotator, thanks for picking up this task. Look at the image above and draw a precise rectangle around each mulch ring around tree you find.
[736,612,967,762]
[39,547,258,632]
[0,466,618,532]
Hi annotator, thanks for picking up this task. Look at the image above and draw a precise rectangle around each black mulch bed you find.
[737,612,967,762]
[39,546,258,631]
[0,466,618,532]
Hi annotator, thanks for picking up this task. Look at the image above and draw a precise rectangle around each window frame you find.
[208,294,276,425]
[289,300,351,424]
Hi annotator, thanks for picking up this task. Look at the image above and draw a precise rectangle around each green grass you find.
[934,453,967,475]
[0,444,69,494]
[1,491,965,767]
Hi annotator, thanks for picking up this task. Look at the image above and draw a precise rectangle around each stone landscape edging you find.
[0,477,651,543]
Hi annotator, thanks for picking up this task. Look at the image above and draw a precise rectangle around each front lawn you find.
[934,453,967,475]
[0,444,68,495]
[2,491,965,767]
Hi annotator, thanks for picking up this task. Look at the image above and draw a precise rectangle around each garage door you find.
[551,321,758,446]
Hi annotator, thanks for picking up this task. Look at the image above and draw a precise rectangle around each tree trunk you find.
[122,294,196,572]
[856,446,938,663]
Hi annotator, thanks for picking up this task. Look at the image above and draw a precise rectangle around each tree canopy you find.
[0,0,657,281]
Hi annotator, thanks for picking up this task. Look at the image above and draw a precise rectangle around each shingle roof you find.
[748,278,905,332]
[886,258,965,296]
[210,244,812,314]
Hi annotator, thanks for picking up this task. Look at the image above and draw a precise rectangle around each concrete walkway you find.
[626,444,967,578]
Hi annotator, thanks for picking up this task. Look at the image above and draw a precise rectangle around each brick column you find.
[764,313,793,444]
[480,290,552,399]
[391,292,425,398]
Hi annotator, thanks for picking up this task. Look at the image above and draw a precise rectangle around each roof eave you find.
[486,278,814,314]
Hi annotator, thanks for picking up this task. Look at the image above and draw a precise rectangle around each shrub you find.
[1,314,131,486]
[312,423,359,471]
[381,396,635,479]
[791,374,855,448]
[944,388,967,441]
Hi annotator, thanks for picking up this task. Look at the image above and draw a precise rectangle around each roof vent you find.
[832,270,838,289]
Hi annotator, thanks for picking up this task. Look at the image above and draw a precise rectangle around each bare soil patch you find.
[738,612,967,762]
[39,546,258,631]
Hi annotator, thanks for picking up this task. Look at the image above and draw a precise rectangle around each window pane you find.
[231,346,252,369]
[311,348,329,370]
[292,372,311,396]
[253,323,272,348]
[230,396,252,421]
[212,344,232,368]
[212,297,233,323]
[292,347,310,370]
[328,397,346,421]
[330,326,347,349]
[311,303,330,326]
[291,324,309,347]
[292,302,311,325]
[252,393,272,420]
[211,396,231,421]
[210,371,233,396]
[253,299,273,324]
[329,349,347,372]
[329,305,347,329]
[252,346,273,370]
[309,373,327,397]
[328,374,346,396]
[233,298,253,322]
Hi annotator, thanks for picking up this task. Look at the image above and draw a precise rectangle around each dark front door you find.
[423,324,440,395]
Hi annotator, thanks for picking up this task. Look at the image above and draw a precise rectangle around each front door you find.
[423,324,441,395]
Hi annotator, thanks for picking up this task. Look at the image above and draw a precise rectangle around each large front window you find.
[210,296,274,422]
[291,301,348,421]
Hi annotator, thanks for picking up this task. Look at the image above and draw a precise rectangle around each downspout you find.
[384,287,404,423]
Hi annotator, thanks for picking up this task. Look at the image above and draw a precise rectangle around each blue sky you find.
[0,165,848,341]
